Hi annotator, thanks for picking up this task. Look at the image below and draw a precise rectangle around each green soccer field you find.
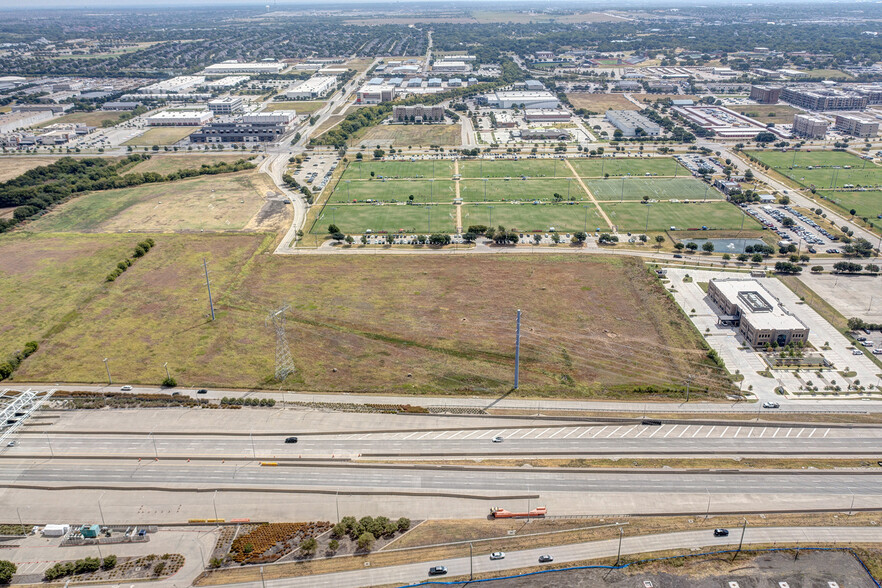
[310,204,456,234]
[328,179,456,204]
[748,150,882,190]
[458,178,587,202]
[461,203,605,233]
[817,190,882,221]
[340,159,455,180]
[459,159,566,178]
[584,177,719,201]
[568,157,689,178]
[599,201,760,232]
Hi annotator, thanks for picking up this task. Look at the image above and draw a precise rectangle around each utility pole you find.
[98,492,106,526]
[615,526,624,566]
[514,310,522,389]
[469,542,474,580]
[733,518,747,560]
[103,358,112,385]
[203,258,215,321]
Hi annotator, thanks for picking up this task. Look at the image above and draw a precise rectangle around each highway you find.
[8,421,882,458]
[213,526,882,588]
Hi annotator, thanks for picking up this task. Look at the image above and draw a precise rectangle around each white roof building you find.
[138,76,205,94]
[203,61,285,75]
[286,76,337,100]
[145,110,214,127]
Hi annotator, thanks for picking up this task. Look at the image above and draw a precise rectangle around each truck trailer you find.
[490,506,547,519]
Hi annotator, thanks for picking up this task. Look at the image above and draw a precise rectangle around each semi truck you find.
[490,506,547,519]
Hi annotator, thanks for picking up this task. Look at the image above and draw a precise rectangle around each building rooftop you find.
[711,279,806,331]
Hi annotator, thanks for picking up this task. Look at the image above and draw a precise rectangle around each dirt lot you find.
[443,550,878,588]
[15,252,728,398]
[567,94,637,112]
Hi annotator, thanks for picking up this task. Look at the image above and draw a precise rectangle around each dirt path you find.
[454,160,463,232]
[564,159,614,231]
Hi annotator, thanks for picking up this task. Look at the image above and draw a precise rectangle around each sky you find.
[0,0,829,8]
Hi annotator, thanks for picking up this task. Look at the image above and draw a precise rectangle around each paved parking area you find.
[799,272,882,325]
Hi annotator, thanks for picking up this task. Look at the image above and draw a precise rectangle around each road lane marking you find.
[562,428,580,439]
[607,426,622,437]
[808,428,816,438]
[824,429,830,438]
[691,426,703,438]
[678,426,690,438]
[593,426,608,438]
[577,428,592,438]
[720,427,729,437]
[664,426,678,438]
[548,428,566,439]
[772,429,779,438]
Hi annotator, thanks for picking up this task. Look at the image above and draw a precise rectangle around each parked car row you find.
[782,205,836,243]
[760,205,825,246]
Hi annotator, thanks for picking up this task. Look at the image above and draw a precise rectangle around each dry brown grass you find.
[735,104,801,121]
[369,457,882,470]
[123,127,198,146]
[357,124,462,147]
[487,408,882,423]
[567,93,637,112]
[0,156,63,181]
[129,153,256,176]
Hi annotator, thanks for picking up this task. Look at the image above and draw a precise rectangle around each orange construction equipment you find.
[490,506,547,519]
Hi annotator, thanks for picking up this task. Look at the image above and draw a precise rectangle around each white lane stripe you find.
[734,427,742,438]
[577,428,592,439]
[562,428,580,439]
[461,430,480,439]
[592,426,608,438]
[607,426,622,438]
[772,428,779,438]
[402,432,419,440]
[535,428,553,438]
[678,426,690,438]
[824,428,830,438]
[548,428,566,439]
[664,426,677,438]
[519,429,537,439]
[620,426,636,437]
[704,426,716,437]
[691,426,703,438]
[795,429,804,438]
[808,428,816,438]
[648,426,663,438]
[720,426,729,438]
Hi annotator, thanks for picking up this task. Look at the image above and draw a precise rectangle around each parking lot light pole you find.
[103,358,112,385]
[469,542,474,580]
[163,362,170,382]
[615,526,624,566]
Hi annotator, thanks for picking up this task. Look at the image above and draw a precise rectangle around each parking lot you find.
[743,203,836,250]
[294,152,339,195]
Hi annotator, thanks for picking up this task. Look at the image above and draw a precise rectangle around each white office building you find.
[208,97,244,115]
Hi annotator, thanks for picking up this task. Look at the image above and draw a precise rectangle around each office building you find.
[285,76,337,100]
[357,84,396,104]
[145,110,214,127]
[518,129,570,141]
[750,85,782,104]
[483,91,560,109]
[792,113,828,138]
[605,110,661,137]
[203,61,285,75]
[781,87,868,111]
[393,104,444,123]
[834,113,879,137]
[708,279,809,347]
[189,121,286,143]
[524,80,545,91]
[207,97,244,115]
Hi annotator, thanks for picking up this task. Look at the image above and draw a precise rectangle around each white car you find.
[120,385,133,391]
[489,552,505,560]
[491,436,504,443]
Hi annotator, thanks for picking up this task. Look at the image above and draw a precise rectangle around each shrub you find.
[328,539,339,552]
[299,537,317,555]
[357,532,375,551]
[397,517,411,532]
[0,560,16,583]
[102,555,117,570]
[161,377,177,388]
[153,562,166,575]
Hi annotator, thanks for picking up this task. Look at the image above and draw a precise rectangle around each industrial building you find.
[605,110,661,137]
[393,104,444,123]
[524,80,545,91]
[708,279,809,347]
[357,84,396,104]
[749,85,782,104]
[673,104,788,139]
[101,101,142,111]
[518,129,570,141]
[138,76,205,95]
[834,113,879,137]
[482,91,560,110]
[242,111,297,125]
[145,110,214,127]
[12,103,72,114]
[285,76,337,100]
[780,87,868,111]
[494,112,516,128]
[524,109,571,122]
[205,76,251,89]
[432,60,469,72]
[203,61,285,75]
[792,113,829,138]
[0,110,54,133]
[207,97,244,115]
[189,121,286,143]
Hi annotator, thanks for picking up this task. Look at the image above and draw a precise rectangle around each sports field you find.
[601,201,759,232]
[749,150,882,189]
[459,159,565,178]
[569,157,688,178]
[817,190,882,221]
[585,177,718,201]
[310,204,455,234]
[327,179,456,204]
[27,171,272,233]
[341,160,455,180]
[462,203,604,233]
[459,179,586,202]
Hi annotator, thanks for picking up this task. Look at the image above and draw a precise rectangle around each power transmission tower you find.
[267,305,296,381]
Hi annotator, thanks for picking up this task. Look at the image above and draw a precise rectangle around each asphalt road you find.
[217,526,882,588]
[8,421,882,459]
[2,462,881,497]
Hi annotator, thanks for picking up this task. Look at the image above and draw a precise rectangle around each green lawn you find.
[459,159,565,178]
[328,179,456,204]
[584,177,718,201]
[749,150,882,189]
[310,204,456,234]
[599,201,759,232]
[568,157,688,178]
[341,160,455,180]
[265,101,325,114]
[817,190,882,221]
[459,178,586,202]
[461,203,603,233]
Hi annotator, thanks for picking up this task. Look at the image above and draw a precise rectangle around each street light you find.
[103,358,112,385]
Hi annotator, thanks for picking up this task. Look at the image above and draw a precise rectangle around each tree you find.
[299,537,318,556]
[397,517,411,532]
[848,317,867,331]
[722,253,731,261]
[655,235,665,248]
[373,149,385,159]
[161,376,177,388]
[357,532,375,551]
[811,265,824,273]
[738,253,749,262]
[686,242,698,252]
[833,261,863,273]
[0,561,16,584]
[102,555,117,570]
[331,232,345,241]
[551,232,561,244]
[327,224,340,234]
[865,263,880,274]
[702,242,715,254]
[774,261,802,274]
[571,231,587,244]
[345,235,354,245]
[532,234,542,245]
[751,253,764,263]
[328,539,339,552]
[755,132,776,143]
[674,242,685,251]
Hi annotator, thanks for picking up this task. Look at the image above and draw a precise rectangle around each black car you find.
[673,253,683,258]
[285,437,298,444]
[197,389,208,394]
[714,528,729,537]
[538,555,554,563]
[428,566,448,575]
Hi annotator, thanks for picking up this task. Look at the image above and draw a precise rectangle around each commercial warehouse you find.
[605,110,660,137]
[189,121,286,143]
[285,76,337,100]
[145,110,213,127]
[708,279,809,347]
[481,91,560,109]
[203,61,286,75]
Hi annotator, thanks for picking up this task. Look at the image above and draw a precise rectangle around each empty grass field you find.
[327,179,456,204]
[459,178,586,202]
[264,101,325,114]
[309,203,455,234]
[459,159,565,178]
[600,201,758,232]
[122,127,198,146]
[817,190,882,221]
[357,124,462,147]
[13,242,729,398]
[26,171,270,233]
[0,157,63,181]
[749,150,882,189]
[585,177,718,201]
[462,202,603,233]
[735,104,800,122]
[129,153,256,175]
[34,111,125,129]
[569,157,688,178]
[566,93,637,111]
[341,160,455,180]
